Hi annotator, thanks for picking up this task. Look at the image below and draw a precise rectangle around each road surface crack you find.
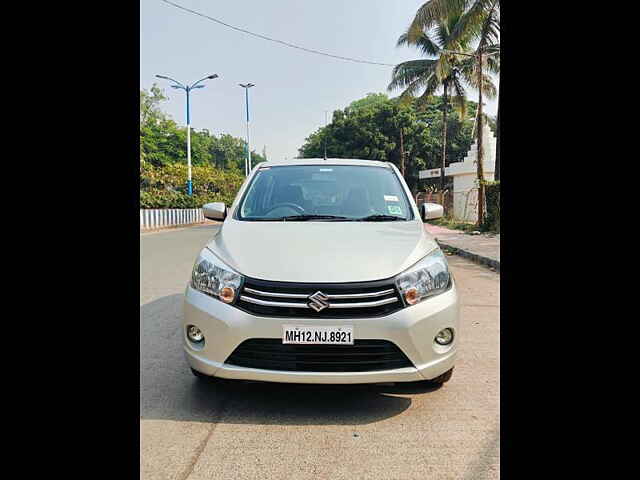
[177,394,230,480]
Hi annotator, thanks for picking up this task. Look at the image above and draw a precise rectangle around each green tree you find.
[140,84,174,165]
[407,0,500,182]
[140,84,167,125]
[139,85,263,173]
[389,7,496,192]
[348,93,390,111]
[298,94,477,194]
[406,1,500,53]
[209,134,244,170]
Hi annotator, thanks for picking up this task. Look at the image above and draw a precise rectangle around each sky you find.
[140,0,498,162]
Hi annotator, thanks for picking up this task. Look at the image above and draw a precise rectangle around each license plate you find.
[282,325,354,345]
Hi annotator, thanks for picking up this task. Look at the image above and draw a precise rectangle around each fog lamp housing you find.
[435,328,454,345]
[187,325,204,343]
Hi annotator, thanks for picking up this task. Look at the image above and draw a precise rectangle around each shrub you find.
[482,180,500,233]
[140,161,244,209]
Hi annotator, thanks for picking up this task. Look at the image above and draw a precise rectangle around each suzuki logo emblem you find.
[308,291,330,312]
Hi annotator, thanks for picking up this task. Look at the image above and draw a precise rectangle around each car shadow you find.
[141,294,440,426]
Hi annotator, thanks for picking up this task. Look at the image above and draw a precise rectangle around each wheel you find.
[429,367,454,385]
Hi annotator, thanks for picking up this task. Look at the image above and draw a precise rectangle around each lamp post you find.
[239,83,255,176]
[155,73,219,195]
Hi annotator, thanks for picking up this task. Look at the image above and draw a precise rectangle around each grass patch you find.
[430,217,479,233]
[440,245,459,256]
[431,216,499,234]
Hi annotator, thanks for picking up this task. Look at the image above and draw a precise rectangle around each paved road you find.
[140,225,500,480]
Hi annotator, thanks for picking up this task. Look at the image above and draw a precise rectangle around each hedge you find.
[140,161,245,209]
[482,180,500,233]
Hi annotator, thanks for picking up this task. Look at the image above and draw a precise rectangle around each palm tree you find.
[408,0,500,220]
[388,12,497,193]
[407,1,500,49]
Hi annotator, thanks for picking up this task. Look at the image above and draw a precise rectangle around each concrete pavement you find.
[424,223,500,271]
[140,224,500,479]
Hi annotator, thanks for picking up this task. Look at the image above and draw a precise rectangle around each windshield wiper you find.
[243,214,404,221]
[241,215,348,221]
[279,214,348,221]
[354,214,407,221]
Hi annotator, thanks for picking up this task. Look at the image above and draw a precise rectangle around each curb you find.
[436,239,500,272]
[140,221,219,234]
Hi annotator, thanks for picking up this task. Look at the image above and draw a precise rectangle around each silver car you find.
[184,159,459,386]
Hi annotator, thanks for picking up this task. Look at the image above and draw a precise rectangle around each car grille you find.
[225,339,414,372]
[236,277,404,318]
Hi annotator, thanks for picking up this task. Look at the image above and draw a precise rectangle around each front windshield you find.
[237,165,414,221]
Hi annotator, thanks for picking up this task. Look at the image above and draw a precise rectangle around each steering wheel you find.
[264,203,305,216]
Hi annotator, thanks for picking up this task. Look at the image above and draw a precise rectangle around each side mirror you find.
[421,202,443,221]
[202,202,226,221]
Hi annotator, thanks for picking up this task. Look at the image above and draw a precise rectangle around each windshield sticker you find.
[388,205,403,215]
[319,168,333,172]
[384,195,399,202]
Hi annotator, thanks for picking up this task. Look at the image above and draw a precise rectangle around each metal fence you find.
[140,208,205,231]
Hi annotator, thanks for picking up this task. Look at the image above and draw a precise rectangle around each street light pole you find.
[239,83,255,176]
[186,88,192,194]
[155,73,219,195]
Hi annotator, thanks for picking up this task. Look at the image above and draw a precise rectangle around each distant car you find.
[184,159,458,386]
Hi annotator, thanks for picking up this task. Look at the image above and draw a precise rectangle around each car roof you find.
[256,158,392,168]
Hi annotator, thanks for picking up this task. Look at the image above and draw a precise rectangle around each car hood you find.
[205,219,438,283]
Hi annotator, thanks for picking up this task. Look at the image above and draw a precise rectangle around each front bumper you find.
[183,282,459,384]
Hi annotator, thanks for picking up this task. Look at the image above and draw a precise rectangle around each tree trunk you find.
[440,83,448,191]
[476,53,485,227]
[495,88,500,181]
[407,175,417,197]
[399,127,405,176]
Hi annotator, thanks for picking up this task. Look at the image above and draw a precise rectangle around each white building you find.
[444,123,497,222]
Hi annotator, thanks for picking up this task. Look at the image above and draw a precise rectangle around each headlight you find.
[191,248,243,304]
[395,248,451,306]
